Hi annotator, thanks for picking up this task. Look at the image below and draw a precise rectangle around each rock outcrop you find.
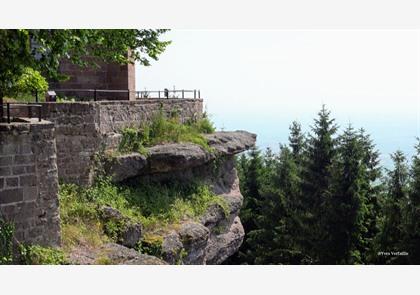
[99,206,143,248]
[103,130,256,265]
[68,243,167,265]
[105,130,256,182]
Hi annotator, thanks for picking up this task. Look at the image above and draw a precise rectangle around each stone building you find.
[49,59,136,100]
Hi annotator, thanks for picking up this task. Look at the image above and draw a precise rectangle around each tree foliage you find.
[229,106,418,265]
[0,29,170,100]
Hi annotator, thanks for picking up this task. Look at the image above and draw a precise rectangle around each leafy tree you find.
[0,29,170,119]
[13,67,49,98]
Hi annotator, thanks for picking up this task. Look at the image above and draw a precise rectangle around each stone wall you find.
[0,119,61,247]
[98,99,203,134]
[18,99,203,186]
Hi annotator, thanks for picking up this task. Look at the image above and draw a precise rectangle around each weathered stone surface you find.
[68,243,167,265]
[161,231,184,264]
[200,203,226,228]
[178,222,210,265]
[102,243,166,265]
[0,119,61,247]
[107,131,256,181]
[99,206,143,248]
[205,217,245,265]
[105,153,147,182]
[204,131,257,155]
[147,143,214,173]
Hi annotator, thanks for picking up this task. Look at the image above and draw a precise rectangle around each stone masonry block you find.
[0,188,23,204]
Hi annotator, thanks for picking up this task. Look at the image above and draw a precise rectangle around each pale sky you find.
[137,30,420,165]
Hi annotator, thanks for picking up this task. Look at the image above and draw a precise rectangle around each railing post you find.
[198,90,201,99]
[194,90,196,99]
[6,103,10,124]
[158,91,161,99]
[0,97,3,122]
[182,90,184,99]
[94,89,97,101]
[38,106,42,122]
[127,89,130,100]
[28,105,32,118]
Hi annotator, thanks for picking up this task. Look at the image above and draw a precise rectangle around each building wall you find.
[49,59,136,100]
[0,119,61,247]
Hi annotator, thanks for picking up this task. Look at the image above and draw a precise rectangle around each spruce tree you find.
[301,105,338,263]
[289,121,306,163]
[358,129,382,263]
[378,150,409,264]
[231,147,265,264]
[404,140,420,263]
[327,125,367,264]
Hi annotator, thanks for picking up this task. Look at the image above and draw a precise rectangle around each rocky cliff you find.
[100,130,256,265]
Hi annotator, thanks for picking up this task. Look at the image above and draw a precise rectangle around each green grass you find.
[19,245,66,265]
[118,110,216,155]
[59,177,228,257]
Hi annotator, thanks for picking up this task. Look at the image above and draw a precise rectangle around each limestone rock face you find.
[105,130,256,182]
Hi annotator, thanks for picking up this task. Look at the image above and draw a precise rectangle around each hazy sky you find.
[137,30,420,165]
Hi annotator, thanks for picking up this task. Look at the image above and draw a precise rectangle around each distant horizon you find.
[137,30,420,167]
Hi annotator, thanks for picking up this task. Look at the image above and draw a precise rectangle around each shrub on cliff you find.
[118,110,215,155]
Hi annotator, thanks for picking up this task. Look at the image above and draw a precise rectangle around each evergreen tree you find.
[357,129,382,263]
[327,125,367,264]
[404,140,420,263]
[289,121,305,163]
[378,150,409,264]
[229,147,265,264]
[301,105,338,263]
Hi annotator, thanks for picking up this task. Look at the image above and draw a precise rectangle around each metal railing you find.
[136,89,201,99]
[1,103,43,124]
[48,88,201,101]
[53,89,132,101]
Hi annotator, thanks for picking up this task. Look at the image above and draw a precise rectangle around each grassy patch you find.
[118,110,215,155]
[19,245,66,265]
[59,177,227,257]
